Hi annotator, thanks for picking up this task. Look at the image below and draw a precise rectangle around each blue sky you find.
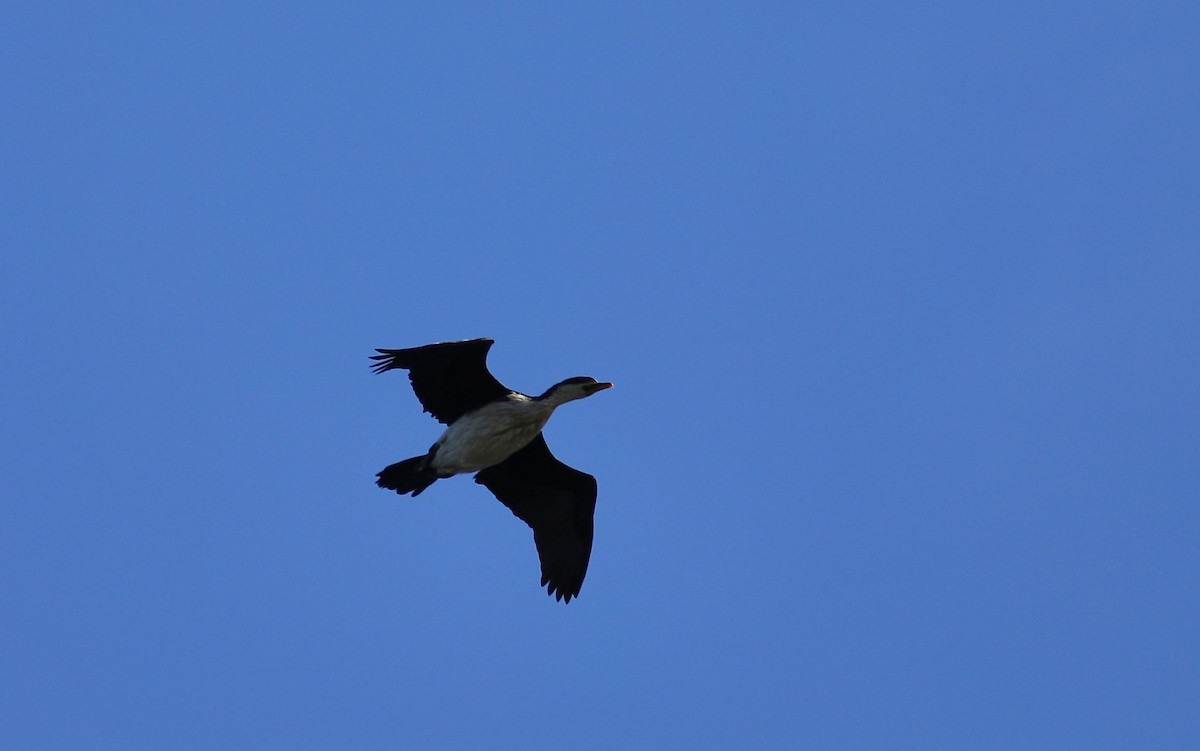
[2,3,1197,748]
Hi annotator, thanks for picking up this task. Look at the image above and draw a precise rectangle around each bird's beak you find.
[585,382,613,395]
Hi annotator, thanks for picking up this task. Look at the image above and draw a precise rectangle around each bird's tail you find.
[376,455,438,497]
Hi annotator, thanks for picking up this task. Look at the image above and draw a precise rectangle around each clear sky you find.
[2,3,1197,749]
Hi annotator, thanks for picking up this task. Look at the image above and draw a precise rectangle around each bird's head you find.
[540,376,613,405]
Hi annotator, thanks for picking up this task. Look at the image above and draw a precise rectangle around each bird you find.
[370,338,612,603]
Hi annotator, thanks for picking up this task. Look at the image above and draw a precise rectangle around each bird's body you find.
[428,394,553,475]
[370,338,611,603]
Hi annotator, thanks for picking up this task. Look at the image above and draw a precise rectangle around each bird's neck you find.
[511,392,563,414]
[534,390,578,408]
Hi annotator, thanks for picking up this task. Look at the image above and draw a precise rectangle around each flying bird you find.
[370,338,612,603]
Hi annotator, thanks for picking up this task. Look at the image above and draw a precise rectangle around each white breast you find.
[429,395,555,476]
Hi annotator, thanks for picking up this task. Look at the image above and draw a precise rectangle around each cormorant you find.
[370,338,612,603]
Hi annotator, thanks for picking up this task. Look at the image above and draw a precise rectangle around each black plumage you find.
[370,339,508,424]
[475,435,597,602]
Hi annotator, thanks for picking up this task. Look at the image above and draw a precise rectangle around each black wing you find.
[475,434,597,603]
[370,338,511,424]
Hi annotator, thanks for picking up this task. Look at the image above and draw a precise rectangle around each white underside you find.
[429,395,556,476]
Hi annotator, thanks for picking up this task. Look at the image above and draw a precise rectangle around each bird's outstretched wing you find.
[475,434,597,603]
[370,338,511,424]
